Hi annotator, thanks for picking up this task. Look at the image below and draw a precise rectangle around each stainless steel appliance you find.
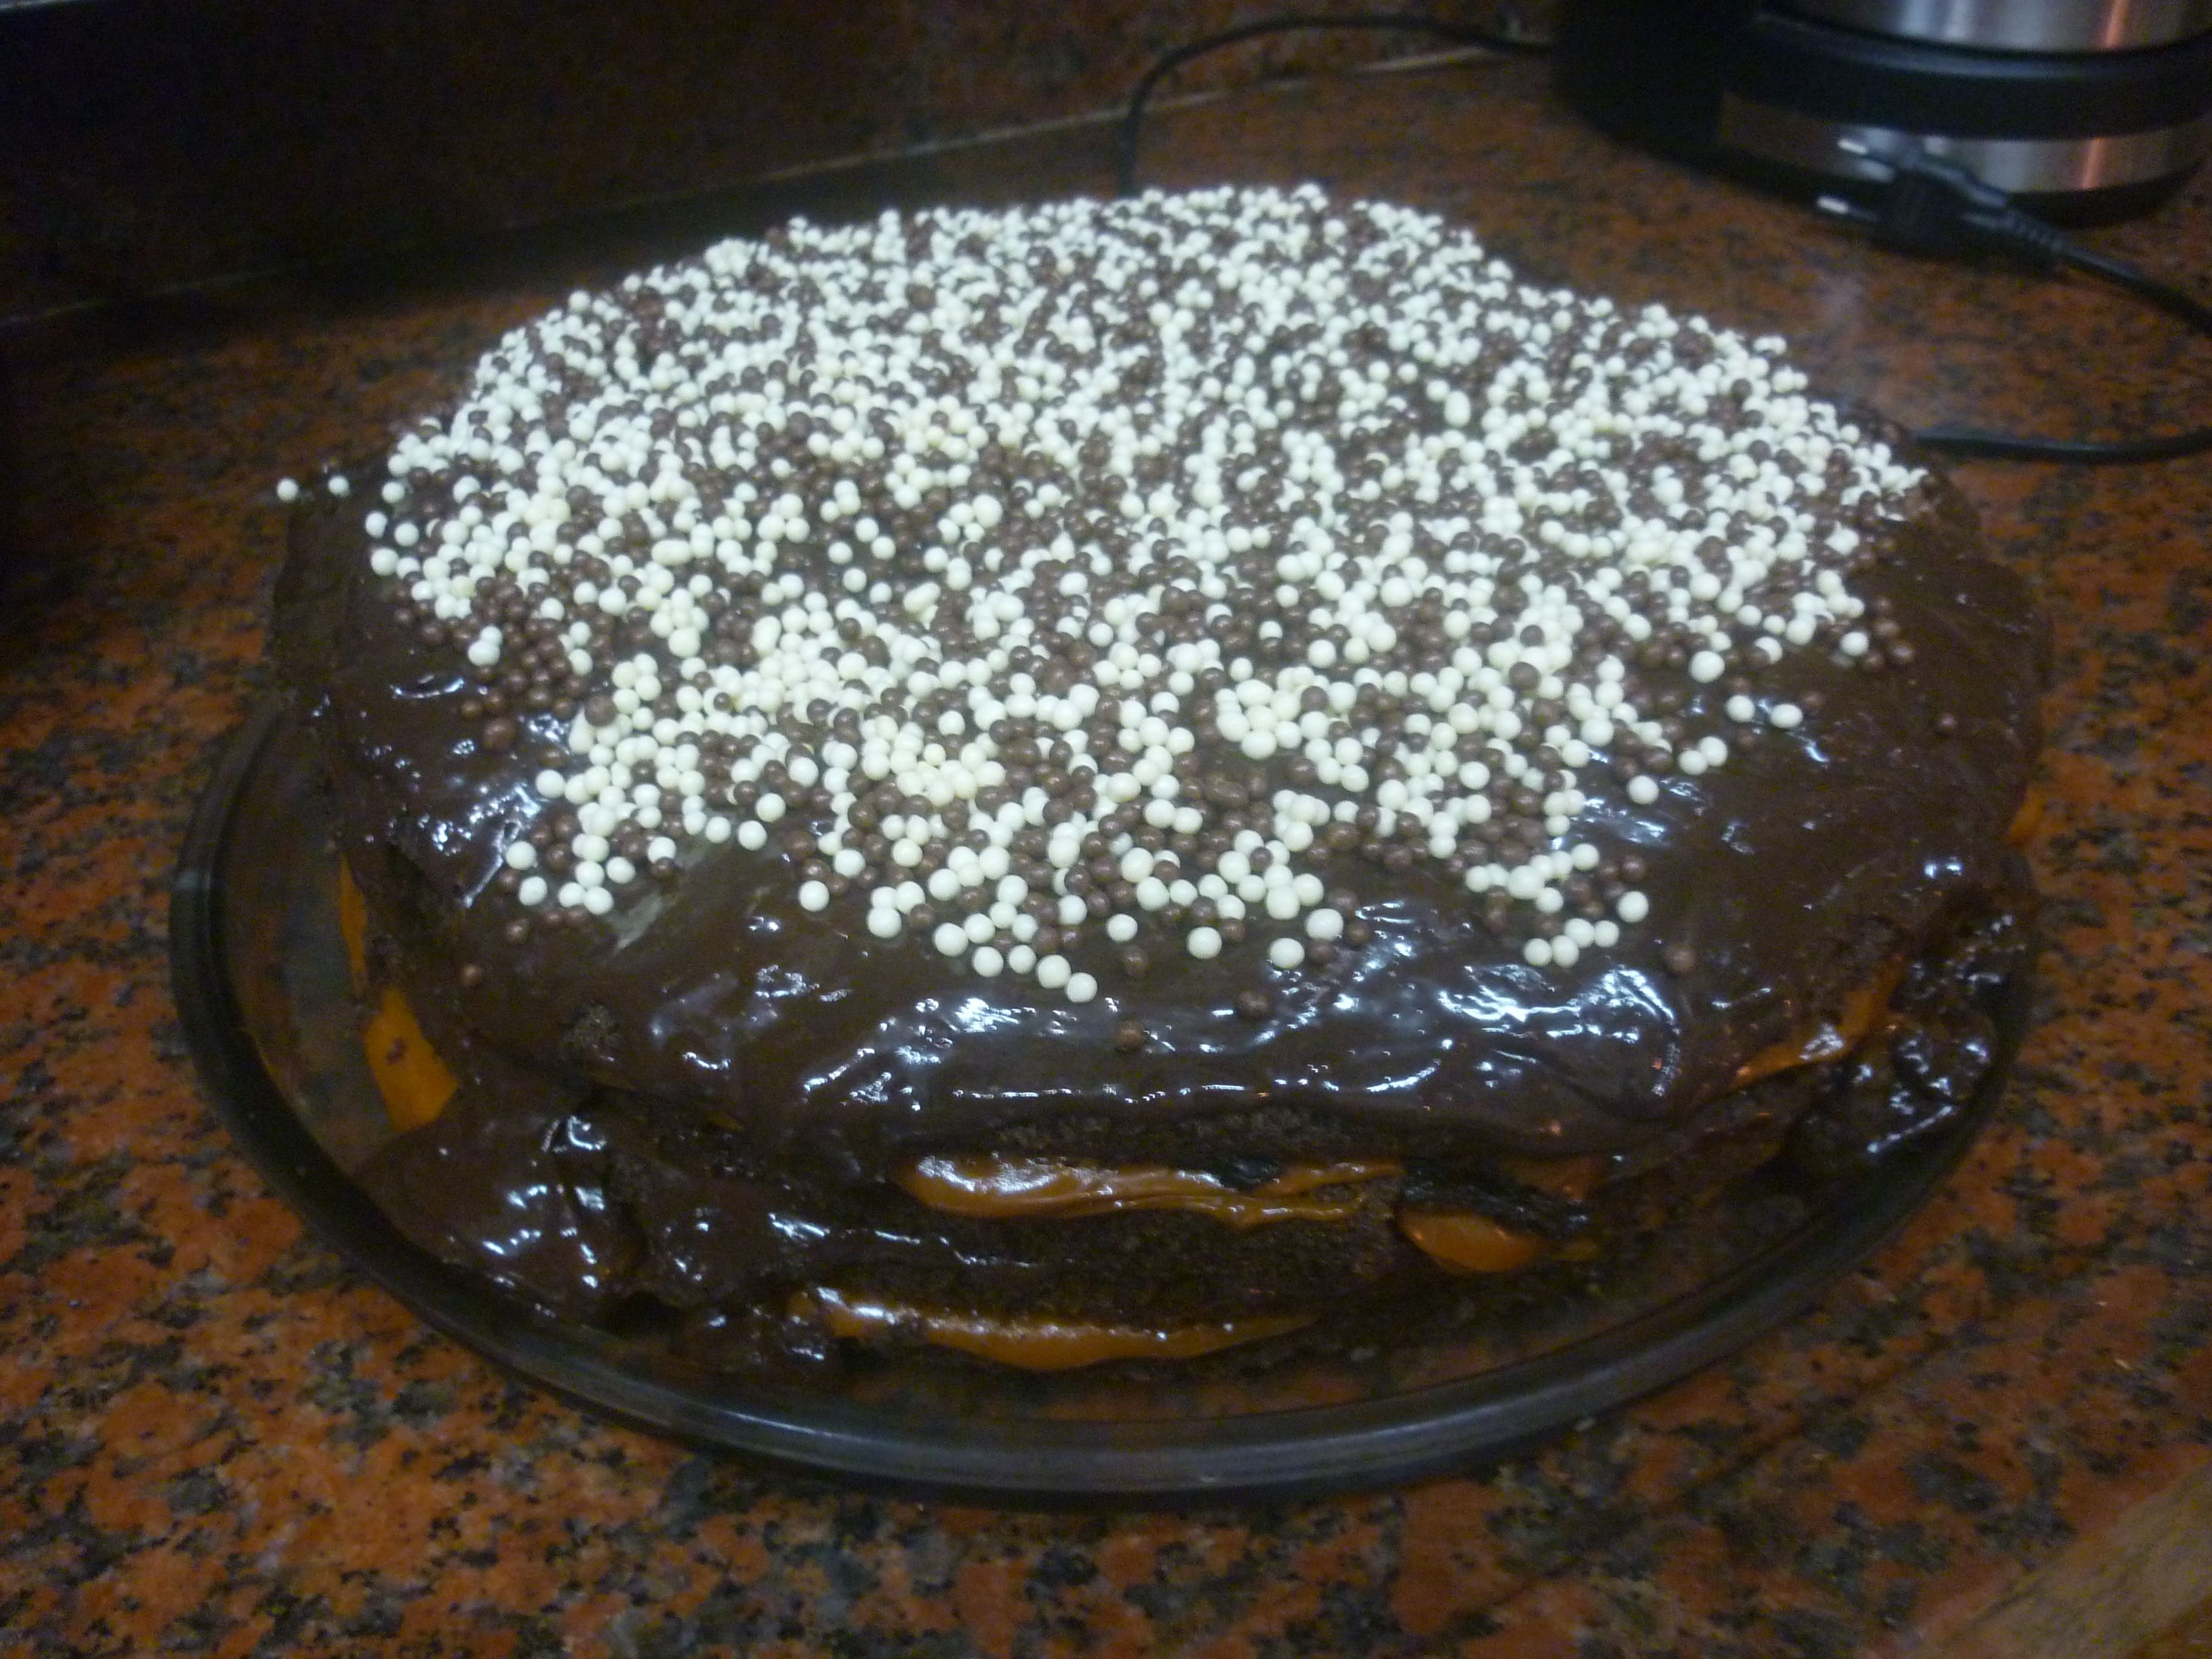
[1557,0,2212,218]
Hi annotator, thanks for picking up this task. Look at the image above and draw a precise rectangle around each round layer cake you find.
[273,185,2042,1373]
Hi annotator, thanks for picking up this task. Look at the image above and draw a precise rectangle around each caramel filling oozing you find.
[897,1152,1569,1276]
[896,1154,1398,1228]
[1495,1153,1600,1202]
[1730,959,1906,1090]
[338,862,456,1133]
[1396,1210,1551,1275]
[794,1286,1312,1370]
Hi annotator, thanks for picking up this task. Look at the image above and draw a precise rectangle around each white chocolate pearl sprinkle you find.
[1617,891,1651,923]
[1188,926,1223,960]
[971,945,1005,977]
[1065,972,1099,1004]
[354,186,1917,1002]
[1769,702,1803,729]
[933,922,967,956]
[275,478,300,503]
[517,876,548,907]
[1269,937,1305,970]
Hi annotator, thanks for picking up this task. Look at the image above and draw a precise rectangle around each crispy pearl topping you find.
[357,186,1924,995]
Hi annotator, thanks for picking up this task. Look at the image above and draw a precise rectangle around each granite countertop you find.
[5,58,2210,1657]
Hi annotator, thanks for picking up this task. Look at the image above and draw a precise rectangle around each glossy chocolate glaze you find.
[353,891,2029,1339]
[280,466,2043,1186]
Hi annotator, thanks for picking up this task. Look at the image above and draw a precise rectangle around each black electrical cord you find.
[1817,146,2212,462]
[1118,16,2212,464]
[1114,12,1550,199]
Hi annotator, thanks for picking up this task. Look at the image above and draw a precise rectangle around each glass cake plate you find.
[170,702,2027,1503]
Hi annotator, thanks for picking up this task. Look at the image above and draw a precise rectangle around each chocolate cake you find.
[272,186,2043,1373]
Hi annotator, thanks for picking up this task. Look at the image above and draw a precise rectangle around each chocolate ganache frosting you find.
[273,186,2043,1356]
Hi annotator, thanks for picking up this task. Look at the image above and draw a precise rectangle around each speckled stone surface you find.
[4,60,2210,1657]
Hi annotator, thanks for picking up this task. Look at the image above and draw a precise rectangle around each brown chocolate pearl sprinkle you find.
[351,186,1925,991]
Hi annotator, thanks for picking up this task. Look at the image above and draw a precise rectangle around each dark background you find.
[0,0,1538,328]
[0,0,1535,586]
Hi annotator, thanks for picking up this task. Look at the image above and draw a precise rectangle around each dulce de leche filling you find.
[1396,1211,1550,1274]
[1731,958,1906,1090]
[895,1151,1567,1279]
[338,862,455,1133]
[895,1154,1399,1227]
[793,1286,1312,1370]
